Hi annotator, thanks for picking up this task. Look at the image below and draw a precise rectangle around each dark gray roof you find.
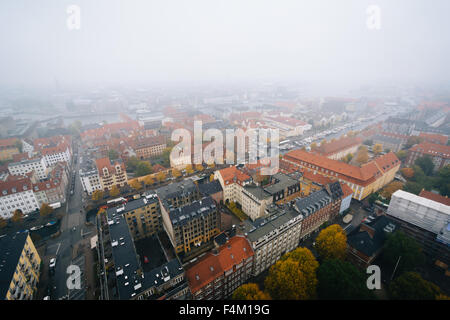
[0,232,28,299]
[169,196,216,226]
[243,204,302,242]
[243,185,271,200]
[214,232,229,246]
[198,180,223,196]
[294,182,342,218]
[118,194,159,213]
[142,258,185,296]
[347,215,397,257]
[264,173,299,195]
[156,180,198,202]
[106,207,145,300]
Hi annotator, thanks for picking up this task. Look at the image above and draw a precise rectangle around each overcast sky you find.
[0,0,449,91]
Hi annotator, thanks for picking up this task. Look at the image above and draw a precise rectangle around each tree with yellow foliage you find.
[110,185,120,197]
[207,162,215,169]
[172,168,181,178]
[143,175,154,186]
[373,144,383,155]
[40,203,54,217]
[310,142,318,150]
[315,224,347,261]
[156,171,166,182]
[92,190,104,202]
[232,283,271,300]
[195,164,204,172]
[11,209,24,224]
[380,181,404,199]
[129,179,142,190]
[0,217,7,229]
[209,174,214,182]
[265,247,318,300]
[186,164,194,175]
[355,146,369,165]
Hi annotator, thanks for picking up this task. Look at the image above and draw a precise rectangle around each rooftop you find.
[169,197,216,226]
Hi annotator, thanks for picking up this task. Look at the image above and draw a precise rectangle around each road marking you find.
[56,242,62,255]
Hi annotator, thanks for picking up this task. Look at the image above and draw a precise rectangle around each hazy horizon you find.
[1,0,449,92]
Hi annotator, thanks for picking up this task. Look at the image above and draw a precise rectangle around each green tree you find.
[403,181,422,195]
[232,283,271,300]
[265,247,318,300]
[315,224,347,261]
[126,156,139,172]
[436,165,450,197]
[395,150,407,161]
[382,231,425,276]
[405,136,423,149]
[108,149,119,160]
[136,161,153,177]
[40,203,54,217]
[415,155,434,176]
[389,272,442,300]
[317,259,374,300]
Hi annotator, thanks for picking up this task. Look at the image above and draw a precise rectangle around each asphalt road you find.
[41,142,96,300]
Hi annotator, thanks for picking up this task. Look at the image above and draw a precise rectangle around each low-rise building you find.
[0,232,41,300]
[386,190,450,265]
[79,159,102,195]
[8,157,48,180]
[294,182,343,239]
[406,142,450,172]
[0,138,20,161]
[0,175,39,219]
[372,134,405,153]
[96,157,128,191]
[242,204,303,276]
[241,185,272,221]
[133,136,166,160]
[347,215,397,268]
[186,235,254,300]
[214,166,252,205]
[282,150,400,200]
[316,136,362,160]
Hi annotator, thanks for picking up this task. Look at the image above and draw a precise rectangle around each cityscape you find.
[0,0,449,308]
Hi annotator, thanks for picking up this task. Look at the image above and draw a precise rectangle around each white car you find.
[49,258,56,268]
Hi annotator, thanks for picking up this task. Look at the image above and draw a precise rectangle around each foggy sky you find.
[0,0,449,90]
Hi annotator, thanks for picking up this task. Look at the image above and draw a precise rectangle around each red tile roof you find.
[217,166,251,186]
[340,183,354,198]
[419,132,448,145]
[419,190,450,206]
[409,142,450,159]
[316,136,362,156]
[283,150,400,187]
[0,138,18,148]
[0,175,33,196]
[185,236,254,293]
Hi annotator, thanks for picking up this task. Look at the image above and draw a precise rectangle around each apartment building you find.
[96,157,128,191]
[241,185,272,221]
[316,136,362,160]
[8,157,48,180]
[186,235,254,300]
[0,232,41,300]
[0,175,39,219]
[0,138,20,161]
[282,150,400,200]
[294,181,343,239]
[32,163,69,206]
[243,204,303,276]
[160,196,220,255]
[113,194,163,241]
[103,205,189,300]
[372,134,405,153]
[79,159,102,195]
[156,180,201,209]
[418,132,448,145]
[33,136,72,167]
[133,136,166,159]
[406,142,450,172]
[214,166,252,205]
[387,190,450,265]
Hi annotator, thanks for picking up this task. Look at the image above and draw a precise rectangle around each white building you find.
[8,158,48,180]
[41,146,71,167]
[214,166,252,205]
[79,161,102,195]
[0,177,39,219]
[243,204,303,276]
